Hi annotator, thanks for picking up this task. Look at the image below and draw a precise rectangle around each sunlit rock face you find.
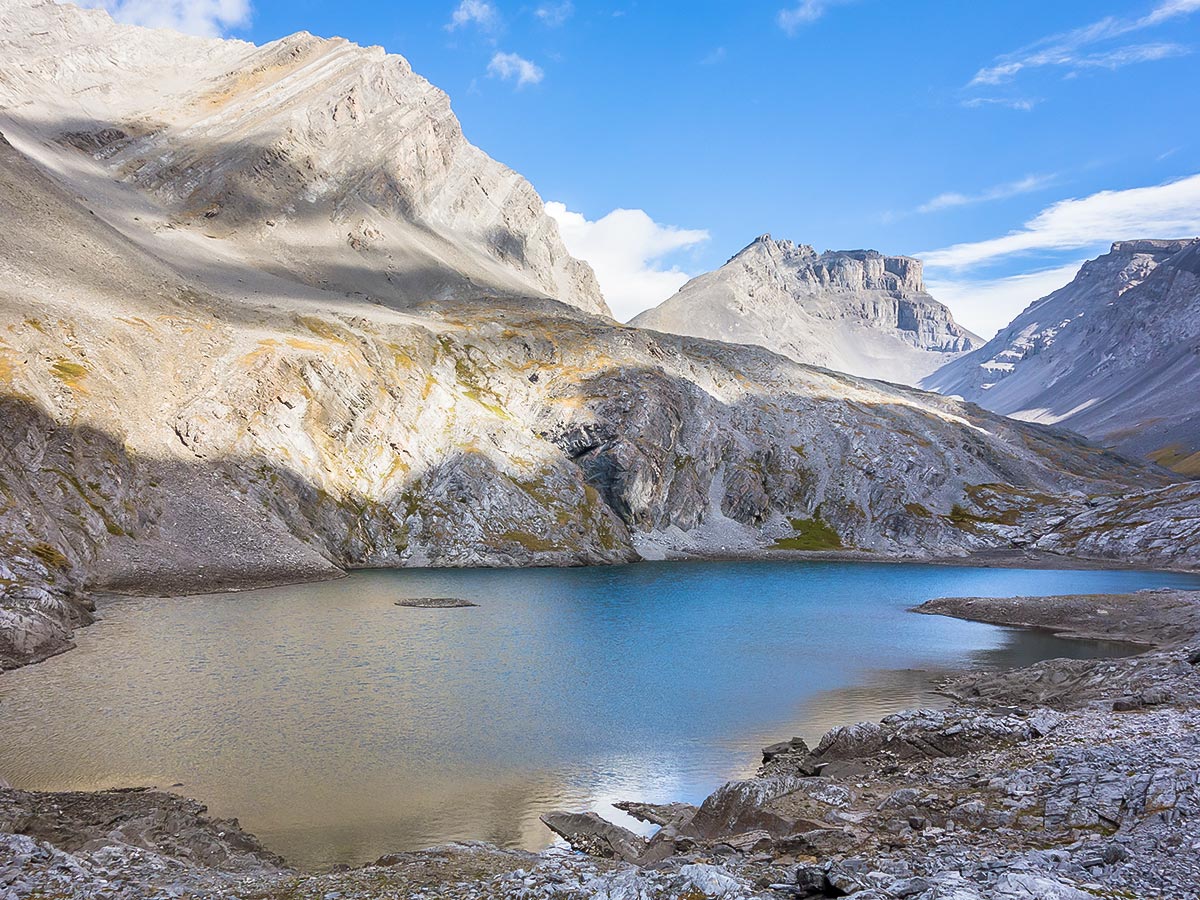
[0,0,609,317]
[0,2,1191,670]
[631,235,982,385]
[924,239,1200,474]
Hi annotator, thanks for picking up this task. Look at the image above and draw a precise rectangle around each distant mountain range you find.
[634,231,1200,475]
[632,235,981,384]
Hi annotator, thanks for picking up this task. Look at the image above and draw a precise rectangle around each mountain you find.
[924,239,1200,474]
[0,2,1194,671]
[0,0,608,317]
[631,235,982,384]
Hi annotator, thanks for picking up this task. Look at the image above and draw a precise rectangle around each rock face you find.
[632,235,982,383]
[0,4,1192,672]
[0,0,608,317]
[924,239,1200,474]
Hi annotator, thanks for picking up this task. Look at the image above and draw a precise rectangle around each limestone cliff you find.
[924,239,1200,474]
[632,236,981,384]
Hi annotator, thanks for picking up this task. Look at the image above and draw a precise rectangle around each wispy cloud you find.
[970,0,1199,87]
[777,0,854,34]
[534,2,574,27]
[1143,0,1200,25]
[920,173,1200,269]
[919,174,1058,214]
[66,0,251,37]
[545,202,710,321]
[488,51,544,87]
[701,46,727,65]
[962,96,1041,112]
[447,0,499,32]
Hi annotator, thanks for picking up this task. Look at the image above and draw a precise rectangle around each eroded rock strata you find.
[5,589,1200,898]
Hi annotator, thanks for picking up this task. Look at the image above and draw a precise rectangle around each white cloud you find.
[1143,0,1200,25]
[535,2,574,27]
[927,262,1086,339]
[701,47,728,65]
[962,97,1041,112]
[777,0,854,34]
[545,202,710,321]
[487,51,544,87]
[969,1,1199,87]
[67,0,250,37]
[920,173,1200,269]
[447,0,499,32]
[919,174,1057,214]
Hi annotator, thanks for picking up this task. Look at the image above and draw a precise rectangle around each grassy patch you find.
[1149,443,1200,477]
[772,515,843,551]
[499,530,559,553]
[50,358,88,384]
[946,503,1020,528]
[31,542,70,570]
[904,502,933,518]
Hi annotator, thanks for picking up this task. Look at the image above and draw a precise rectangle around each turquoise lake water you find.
[2,560,1198,870]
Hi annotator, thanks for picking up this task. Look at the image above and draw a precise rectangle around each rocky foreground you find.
[4,588,1200,899]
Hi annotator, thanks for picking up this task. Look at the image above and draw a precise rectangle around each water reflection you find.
[0,561,1193,870]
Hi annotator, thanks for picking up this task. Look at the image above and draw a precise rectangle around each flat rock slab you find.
[394,597,479,608]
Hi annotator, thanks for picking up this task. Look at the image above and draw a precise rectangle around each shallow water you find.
[2,560,1197,869]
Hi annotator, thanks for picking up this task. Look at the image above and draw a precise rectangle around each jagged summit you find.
[924,237,1200,473]
[632,235,979,384]
[0,0,609,316]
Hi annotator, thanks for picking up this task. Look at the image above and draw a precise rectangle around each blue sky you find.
[79,1,1200,334]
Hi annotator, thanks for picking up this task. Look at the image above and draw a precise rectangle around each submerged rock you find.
[394,597,479,608]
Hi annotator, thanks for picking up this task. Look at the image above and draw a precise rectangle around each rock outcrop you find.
[924,239,1200,474]
[632,236,982,383]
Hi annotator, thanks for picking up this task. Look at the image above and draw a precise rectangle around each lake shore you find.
[4,587,1200,898]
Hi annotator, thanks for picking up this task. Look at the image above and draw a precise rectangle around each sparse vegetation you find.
[772,514,843,551]
[50,358,88,383]
[31,542,70,570]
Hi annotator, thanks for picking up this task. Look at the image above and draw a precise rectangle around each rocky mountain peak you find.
[924,236,1200,473]
[1111,238,1197,256]
[633,235,979,383]
[733,240,925,294]
[0,0,609,316]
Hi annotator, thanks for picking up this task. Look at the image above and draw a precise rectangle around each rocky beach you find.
[5,587,1199,899]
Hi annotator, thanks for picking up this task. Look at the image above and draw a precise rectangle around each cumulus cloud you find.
[920,174,1200,269]
[919,174,1057,214]
[969,0,1199,87]
[534,2,574,27]
[447,0,499,32]
[926,262,1087,339]
[487,51,544,87]
[67,0,250,37]
[777,0,854,34]
[545,202,710,321]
